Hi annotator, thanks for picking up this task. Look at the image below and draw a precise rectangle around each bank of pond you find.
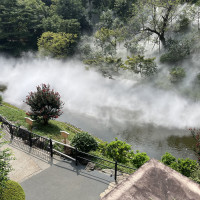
[0,102,200,184]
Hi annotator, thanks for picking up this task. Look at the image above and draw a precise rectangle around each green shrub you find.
[160,53,178,63]
[161,152,176,166]
[178,15,190,31]
[169,161,180,171]
[0,84,7,92]
[190,169,200,184]
[98,141,108,155]
[161,152,199,178]
[38,31,78,58]
[131,151,150,168]
[0,128,13,194]
[0,180,25,200]
[170,67,186,83]
[71,132,98,153]
[106,138,132,163]
[160,38,190,63]
[177,158,198,177]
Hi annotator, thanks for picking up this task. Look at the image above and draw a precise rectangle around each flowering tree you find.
[25,84,64,125]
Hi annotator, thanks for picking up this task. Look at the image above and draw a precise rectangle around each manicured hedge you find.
[0,180,25,200]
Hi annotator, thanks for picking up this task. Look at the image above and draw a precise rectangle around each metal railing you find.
[0,115,136,181]
[0,115,52,155]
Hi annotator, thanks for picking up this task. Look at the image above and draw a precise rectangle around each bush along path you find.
[0,102,200,183]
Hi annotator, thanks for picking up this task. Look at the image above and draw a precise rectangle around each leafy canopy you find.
[38,31,78,58]
[121,55,157,77]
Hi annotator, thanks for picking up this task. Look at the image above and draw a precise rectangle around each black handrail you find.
[77,149,115,164]
[0,114,136,181]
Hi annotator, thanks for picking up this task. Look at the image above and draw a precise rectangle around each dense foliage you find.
[131,151,150,168]
[1,0,200,184]
[169,67,186,83]
[121,55,157,77]
[0,0,199,58]
[25,84,64,124]
[0,125,13,195]
[71,132,98,153]
[161,152,199,178]
[105,138,132,163]
[0,180,25,200]
[0,96,2,105]
[38,32,78,58]
[160,38,191,63]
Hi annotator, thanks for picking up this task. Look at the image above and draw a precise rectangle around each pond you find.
[0,55,198,161]
[59,109,197,160]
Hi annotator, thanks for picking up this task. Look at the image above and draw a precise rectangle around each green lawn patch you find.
[0,180,25,200]
[0,102,80,141]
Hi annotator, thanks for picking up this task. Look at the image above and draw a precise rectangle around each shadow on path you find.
[21,159,113,200]
[3,131,113,200]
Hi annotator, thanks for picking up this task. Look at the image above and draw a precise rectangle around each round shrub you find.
[1,180,25,200]
[161,152,176,166]
[177,158,198,177]
[106,138,132,164]
[170,67,185,83]
[71,132,98,153]
[131,151,150,168]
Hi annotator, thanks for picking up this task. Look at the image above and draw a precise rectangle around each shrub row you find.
[70,133,200,182]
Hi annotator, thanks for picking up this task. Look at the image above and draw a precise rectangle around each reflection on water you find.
[118,124,197,160]
[167,135,196,151]
[59,110,197,160]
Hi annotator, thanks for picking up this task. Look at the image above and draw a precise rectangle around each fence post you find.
[75,148,78,166]
[29,131,32,147]
[115,161,117,182]
[50,139,53,157]
[9,125,13,140]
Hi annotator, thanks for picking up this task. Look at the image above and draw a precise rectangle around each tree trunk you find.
[43,117,49,125]
[159,34,166,48]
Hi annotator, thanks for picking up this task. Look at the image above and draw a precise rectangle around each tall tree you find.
[0,0,48,54]
[42,15,80,34]
[130,0,182,47]
[51,0,91,31]
[38,31,78,57]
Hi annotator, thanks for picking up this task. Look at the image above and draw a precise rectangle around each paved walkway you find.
[21,159,113,200]
[2,132,113,200]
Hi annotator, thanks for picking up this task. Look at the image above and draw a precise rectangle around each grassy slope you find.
[1,102,199,179]
[0,102,136,173]
[0,102,79,141]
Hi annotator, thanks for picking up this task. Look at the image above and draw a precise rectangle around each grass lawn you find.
[0,102,80,141]
[0,102,136,173]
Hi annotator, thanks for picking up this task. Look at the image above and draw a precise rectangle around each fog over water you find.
[0,54,198,159]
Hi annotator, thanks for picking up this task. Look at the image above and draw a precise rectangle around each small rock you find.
[85,162,95,171]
